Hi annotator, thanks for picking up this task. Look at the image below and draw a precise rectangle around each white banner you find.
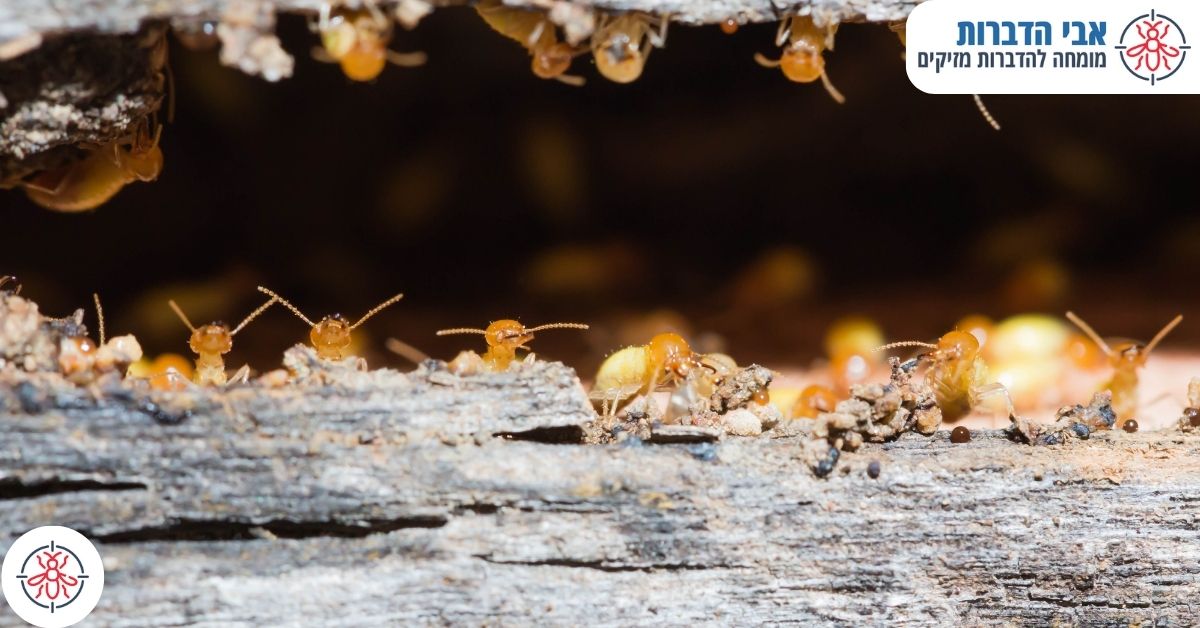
[906,0,1198,93]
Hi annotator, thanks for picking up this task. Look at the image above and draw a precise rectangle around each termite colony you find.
[1,278,1197,477]
[0,2,1013,212]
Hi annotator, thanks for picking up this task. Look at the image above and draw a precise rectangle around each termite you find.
[792,384,839,419]
[754,15,844,103]
[312,1,426,81]
[1066,311,1183,420]
[60,295,142,381]
[590,332,702,415]
[167,296,278,386]
[436,319,589,372]
[591,12,669,84]
[877,331,1012,422]
[720,18,739,35]
[476,0,586,85]
[257,286,404,360]
[22,119,163,212]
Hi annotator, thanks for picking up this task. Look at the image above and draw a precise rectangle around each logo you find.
[1116,10,1190,84]
[2,527,104,628]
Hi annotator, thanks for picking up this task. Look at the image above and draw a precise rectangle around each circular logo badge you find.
[1115,9,1190,85]
[2,527,104,628]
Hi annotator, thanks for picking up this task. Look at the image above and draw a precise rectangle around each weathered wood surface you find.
[2,0,916,44]
[3,362,1199,627]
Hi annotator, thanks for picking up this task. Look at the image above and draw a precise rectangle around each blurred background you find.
[2,10,1198,376]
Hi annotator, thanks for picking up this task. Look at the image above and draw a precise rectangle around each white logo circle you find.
[2,527,104,628]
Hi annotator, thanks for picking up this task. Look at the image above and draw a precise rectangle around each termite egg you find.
[950,426,971,443]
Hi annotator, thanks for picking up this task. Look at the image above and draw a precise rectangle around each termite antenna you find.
[973,95,1001,131]
[525,322,590,333]
[231,297,279,335]
[351,293,404,329]
[753,52,782,68]
[168,300,198,333]
[1065,311,1113,357]
[93,293,106,346]
[436,327,489,336]
[874,340,937,352]
[820,72,846,104]
[256,286,316,327]
[1144,314,1183,356]
[385,337,431,364]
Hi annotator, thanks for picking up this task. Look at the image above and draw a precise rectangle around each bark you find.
[3,368,1199,625]
[0,0,915,178]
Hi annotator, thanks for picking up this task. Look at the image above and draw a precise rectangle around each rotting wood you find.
[3,398,1199,625]
[0,0,917,177]
[2,290,1200,624]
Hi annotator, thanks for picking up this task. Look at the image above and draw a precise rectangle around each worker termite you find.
[257,286,404,360]
[60,295,142,383]
[591,12,669,84]
[21,118,163,212]
[476,0,586,85]
[167,296,278,386]
[312,2,426,82]
[877,331,1012,423]
[1065,311,1183,421]
[436,319,589,373]
[754,15,844,103]
[792,384,839,419]
[590,332,702,415]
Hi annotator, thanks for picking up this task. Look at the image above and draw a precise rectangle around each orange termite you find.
[22,120,163,212]
[436,319,589,371]
[878,331,1012,422]
[591,12,669,83]
[754,15,844,103]
[167,297,278,386]
[1066,312,1182,420]
[257,286,404,360]
[313,1,426,81]
[476,0,586,85]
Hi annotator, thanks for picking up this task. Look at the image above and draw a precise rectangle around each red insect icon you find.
[1126,20,1181,72]
[25,550,79,602]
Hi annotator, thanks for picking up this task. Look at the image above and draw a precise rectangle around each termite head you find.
[322,8,391,81]
[118,120,165,182]
[189,323,234,356]
[532,42,576,79]
[778,44,824,83]
[485,319,534,350]
[312,314,353,357]
[59,336,97,377]
[595,28,647,83]
[936,330,981,360]
[648,332,699,378]
[1066,312,1182,370]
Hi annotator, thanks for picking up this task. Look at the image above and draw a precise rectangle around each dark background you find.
[2,11,1198,371]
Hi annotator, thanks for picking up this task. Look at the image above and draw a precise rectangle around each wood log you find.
[3,361,1199,625]
[0,0,914,177]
